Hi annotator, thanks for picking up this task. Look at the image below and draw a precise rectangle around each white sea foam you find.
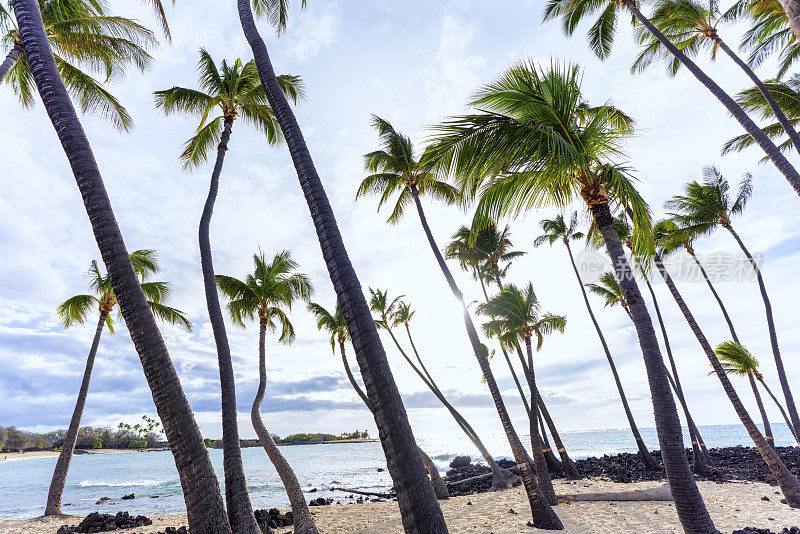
[78,480,161,487]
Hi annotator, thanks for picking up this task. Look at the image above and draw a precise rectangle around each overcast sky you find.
[2,0,800,449]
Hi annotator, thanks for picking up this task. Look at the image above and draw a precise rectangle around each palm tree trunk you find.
[623,0,800,197]
[254,319,318,534]
[13,2,230,531]
[643,276,712,473]
[725,224,800,446]
[589,200,716,533]
[536,398,564,476]
[537,396,580,479]
[236,6,446,531]
[654,252,800,506]
[749,372,775,448]
[714,36,800,156]
[0,42,23,83]
[759,378,797,440]
[198,116,260,534]
[408,187,562,529]
[389,324,517,490]
[563,241,659,470]
[45,310,107,515]
[778,0,800,43]
[338,342,449,499]
[687,249,740,344]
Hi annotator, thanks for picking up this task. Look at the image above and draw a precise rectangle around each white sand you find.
[1,478,798,533]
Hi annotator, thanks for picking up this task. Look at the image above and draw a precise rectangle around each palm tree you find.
[154,51,301,534]
[307,299,450,500]
[586,213,714,472]
[728,0,800,45]
[631,0,800,156]
[358,117,561,528]
[1,0,157,129]
[13,1,232,530]
[45,250,190,515]
[543,0,800,197]
[716,342,776,447]
[425,60,716,533]
[652,220,800,505]
[368,289,518,492]
[235,4,447,528]
[476,283,567,504]
[216,251,317,534]
[724,75,800,157]
[666,167,799,444]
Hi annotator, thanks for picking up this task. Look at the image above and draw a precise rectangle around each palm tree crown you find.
[356,115,459,223]
[723,0,798,78]
[533,212,585,248]
[586,272,628,312]
[57,249,191,333]
[307,300,349,353]
[716,340,762,378]
[445,222,525,285]
[368,287,404,329]
[154,49,303,169]
[2,0,157,130]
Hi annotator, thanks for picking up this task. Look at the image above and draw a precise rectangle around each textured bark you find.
[537,396,581,479]
[624,0,800,197]
[409,188,561,529]
[537,406,565,476]
[338,341,449,499]
[13,1,230,531]
[643,277,711,474]
[0,42,23,83]
[45,311,107,515]
[590,201,716,534]
[254,320,318,534]
[778,0,800,44]
[564,241,659,470]
[749,372,775,447]
[715,36,800,156]
[198,116,260,533]
[688,250,740,345]
[655,253,800,506]
[236,3,446,531]
[726,225,800,446]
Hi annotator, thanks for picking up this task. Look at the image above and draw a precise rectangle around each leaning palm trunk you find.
[643,277,712,472]
[536,403,565,476]
[564,240,659,470]
[408,187,561,529]
[713,36,800,155]
[748,372,775,447]
[13,2,230,531]
[622,0,800,197]
[254,320,318,534]
[199,116,260,533]
[338,342,449,499]
[759,379,797,440]
[654,252,800,506]
[45,311,107,515]
[589,200,716,533]
[387,325,517,491]
[236,5,446,531]
[778,0,800,44]
[725,224,800,446]
[687,249,740,345]
[0,42,23,82]
[490,268,578,479]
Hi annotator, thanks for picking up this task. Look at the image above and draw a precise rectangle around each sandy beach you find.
[0,449,167,463]
[1,478,798,533]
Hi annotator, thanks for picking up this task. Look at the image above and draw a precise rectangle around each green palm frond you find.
[252,0,307,35]
[543,0,624,58]
[586,272,627,309]
[140,0,174,41]
[154,87,215,117]
[140,281,170,303]
[147,301,192,331]
[715,340,759,376]
[179,116,223,170]
[129,249,159,278]
[56,294,99,328]
[307,300,348,353]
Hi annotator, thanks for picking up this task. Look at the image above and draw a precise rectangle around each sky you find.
[2,0,800,450]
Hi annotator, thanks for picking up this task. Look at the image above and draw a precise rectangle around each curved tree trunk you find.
[236,5,446,532]
[0,42,23,83]
[409,187,561,529]
[198,117,260,534]
[45,310,107,515]
[589,200,716,533]
[13,2,230,531]
[537,405,564,476]
[759,379,797,441]
[624,0,800,197]
[654,252,800,506]
[389,325,518,491]
[749,372,775,448]
[725,225,800,446]
[688,250,740,345]
[537,396,580,479]
[715,36,800,156]
[563,241,659,470]
[643,276,711,474]
[778,0,800,44]
[254,320,318,534]
[339,342,449,499]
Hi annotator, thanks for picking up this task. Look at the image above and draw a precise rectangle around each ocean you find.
[0,423,793,519]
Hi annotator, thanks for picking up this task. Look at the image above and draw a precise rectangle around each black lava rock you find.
[254,508,293,532]
[449,455,472,469]
[308,497,333,506]
[56,511,152,533]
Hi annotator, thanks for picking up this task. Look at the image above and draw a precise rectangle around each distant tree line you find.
[200,430,372,450]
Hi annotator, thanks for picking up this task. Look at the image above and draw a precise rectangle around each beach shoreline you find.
[1,478,798,533]
[0,448,168,464]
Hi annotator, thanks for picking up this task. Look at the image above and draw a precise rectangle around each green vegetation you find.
[281,431,371,443]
